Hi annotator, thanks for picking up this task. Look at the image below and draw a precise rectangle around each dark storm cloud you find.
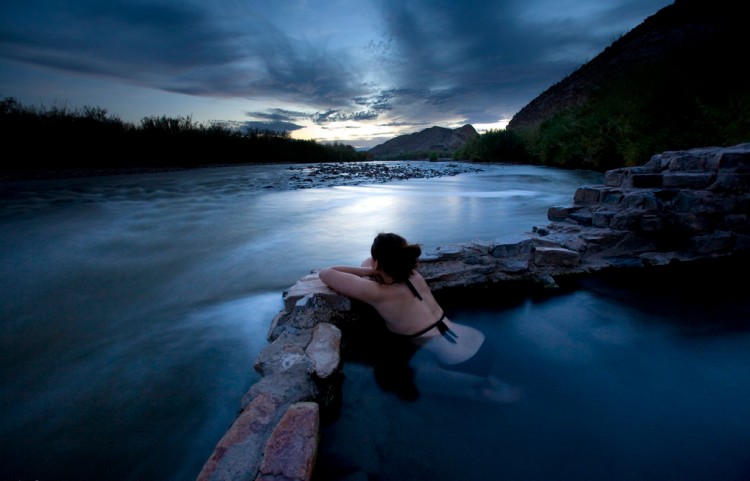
[352,91,394,113]
[242,121,304,133]
[247,91,394,126]
[0,0,364,106]
[0,1,236,77]
[374,0,672,123]
[247,108,309,123]
[213,118,303,133]
[0,0,674,129]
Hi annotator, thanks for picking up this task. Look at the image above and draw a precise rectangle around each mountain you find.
[369,124,478,158]
[504,0,747,169]
[508,0,744,130]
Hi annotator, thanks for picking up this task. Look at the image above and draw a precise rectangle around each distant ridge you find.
[369,124,478,158]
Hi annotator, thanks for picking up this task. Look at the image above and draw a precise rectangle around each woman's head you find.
[370,232,421,281]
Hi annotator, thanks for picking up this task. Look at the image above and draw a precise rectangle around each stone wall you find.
[195,143,750,481]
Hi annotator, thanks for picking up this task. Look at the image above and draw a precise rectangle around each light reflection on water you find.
[8,162,745,480]
[315,267,750,481]
[7,162,582,480]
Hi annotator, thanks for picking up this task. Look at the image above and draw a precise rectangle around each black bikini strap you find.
[406,313,458,343]
[404,278,423,300]
[435,316,459,344]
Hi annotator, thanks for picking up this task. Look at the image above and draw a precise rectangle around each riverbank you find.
[0,159,484,185]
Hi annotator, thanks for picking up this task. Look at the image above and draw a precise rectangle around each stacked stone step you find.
[547,143,750,258]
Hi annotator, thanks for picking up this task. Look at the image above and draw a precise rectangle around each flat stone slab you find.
[533,246,581,267]
[257,402,319,481]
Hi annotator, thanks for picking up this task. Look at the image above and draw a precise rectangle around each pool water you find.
[314,260,750,481]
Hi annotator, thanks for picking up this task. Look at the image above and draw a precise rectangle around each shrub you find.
[0,97,367,175]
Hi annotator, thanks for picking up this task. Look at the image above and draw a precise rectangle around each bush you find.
[0,97,367,175]
[454,129,530,163]
[514,22,750,171]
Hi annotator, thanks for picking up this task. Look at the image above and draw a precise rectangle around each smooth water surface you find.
[1,162,599,480]
[314,264,750,481]
[3,162,748,481]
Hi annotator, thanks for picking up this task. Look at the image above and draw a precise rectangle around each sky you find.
[0,0,674,149]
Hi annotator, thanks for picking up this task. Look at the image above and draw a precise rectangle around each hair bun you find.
[404,243,422,261]
[371,233,421,281]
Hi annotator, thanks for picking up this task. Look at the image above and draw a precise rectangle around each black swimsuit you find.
[399,279,458,344]
[392,278,496,378]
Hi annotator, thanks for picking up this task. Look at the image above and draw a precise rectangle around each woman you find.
[319,232,521,402]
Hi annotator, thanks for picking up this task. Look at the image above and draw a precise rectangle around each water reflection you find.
[315,262,750,481]
[1,162,606,480]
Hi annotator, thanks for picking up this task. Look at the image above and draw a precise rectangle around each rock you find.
[305,323,342,379]
[270,282,352,340]
[254,329,314,376]
[257,402,319,481]
[492,238,534,258]
[196,392,282,481]
[548,205,582,221]
[662,172,716,189]
[240,373,318,413]
[573,186,602,205]
[533,246,581,267]
[690,231,735,254]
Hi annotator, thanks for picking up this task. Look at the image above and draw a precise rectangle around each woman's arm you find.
[319,265,381,302]
[321,265,375,277]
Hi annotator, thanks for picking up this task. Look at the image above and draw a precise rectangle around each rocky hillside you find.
[508,0,742,130]
[369,124,478,158]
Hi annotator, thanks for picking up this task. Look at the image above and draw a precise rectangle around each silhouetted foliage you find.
[453,129,531,163]
[374,150,450,161]
[0,97,367,177]
[506,0,750,171]
[514,55,750,171]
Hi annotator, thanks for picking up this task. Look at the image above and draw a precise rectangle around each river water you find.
[1,162,748,481]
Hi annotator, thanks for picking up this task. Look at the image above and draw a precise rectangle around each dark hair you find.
[370,232,421,281]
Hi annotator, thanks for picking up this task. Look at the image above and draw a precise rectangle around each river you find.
[1,161,748,481]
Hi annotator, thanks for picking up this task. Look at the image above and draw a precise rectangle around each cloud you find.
[247,108,309,122]
[0,1,238,77]
[370,0,672,125]
[0,0,369,107]
[0,0,674,137]
[242,121,304,133]
[247,91,394,126]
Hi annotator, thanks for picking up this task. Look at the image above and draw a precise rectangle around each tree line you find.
[0,97,368,177]
[454,61,749,172]
[455,1,750,171]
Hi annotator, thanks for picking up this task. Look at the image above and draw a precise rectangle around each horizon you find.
[0,0,673,149]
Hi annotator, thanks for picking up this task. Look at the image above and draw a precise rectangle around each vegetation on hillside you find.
[511,58,750,171]
[480,0,750,172]
[375,150,450,161]
[0,97,367,177]
[455,52,749,171]
[453,129,530,164]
